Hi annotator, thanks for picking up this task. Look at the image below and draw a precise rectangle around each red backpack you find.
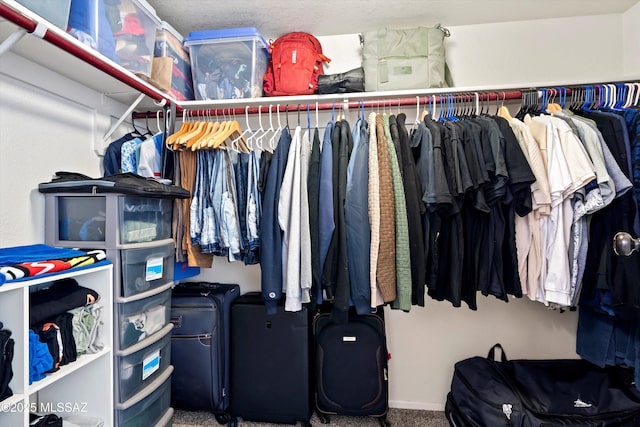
[263,32,331,96]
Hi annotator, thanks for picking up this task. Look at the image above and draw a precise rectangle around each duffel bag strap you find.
[487,343,508,362]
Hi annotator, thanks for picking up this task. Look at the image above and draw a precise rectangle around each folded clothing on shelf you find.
[0,245,107,286]
[0,328,13,401]
[30,278,100,326]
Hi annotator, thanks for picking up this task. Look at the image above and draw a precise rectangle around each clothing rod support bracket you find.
[0,28,27,58]
[97,93,145,157]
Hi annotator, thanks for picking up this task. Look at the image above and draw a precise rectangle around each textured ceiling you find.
[146,0,639,39]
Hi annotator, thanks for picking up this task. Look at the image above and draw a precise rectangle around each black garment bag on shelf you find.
[446,343,640,426]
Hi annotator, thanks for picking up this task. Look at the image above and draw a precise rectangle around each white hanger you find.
[249,105,265,150]
[257,105,275,151]
[231,105,252,150]
[269,104,282,150]
[623,83,635,108]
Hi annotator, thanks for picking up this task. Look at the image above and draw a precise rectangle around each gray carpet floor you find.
[171,408,450,426]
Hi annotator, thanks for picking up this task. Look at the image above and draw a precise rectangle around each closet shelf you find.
[168,77,640,117]
[2,0,638,119]
[0,0,171,111]
[28,349,111,395]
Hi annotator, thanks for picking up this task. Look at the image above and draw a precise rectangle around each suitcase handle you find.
[487,343,508,362]
[170,315,182,328]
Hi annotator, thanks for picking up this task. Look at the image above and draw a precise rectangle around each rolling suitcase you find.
[229,292,312,427]
[169,282,239,424]
[313,307,391,427]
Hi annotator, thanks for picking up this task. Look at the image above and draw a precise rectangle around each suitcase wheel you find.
[317,412,330,424]
[214,413,231,425]
[377,416,391,427]
[226,418,237,427]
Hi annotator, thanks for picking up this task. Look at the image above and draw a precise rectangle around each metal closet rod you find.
[0,2,172,107]
[134,89,544,119]
[140,81,640,119]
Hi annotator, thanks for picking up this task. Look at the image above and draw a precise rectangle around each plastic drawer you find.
[116,323,173,403]
[120,241,174,297]
[116,365,173,427]
[117,285,172,350]
[53,194,172,245]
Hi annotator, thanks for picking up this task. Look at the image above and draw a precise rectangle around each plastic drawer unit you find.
[116,284,172,350]
[117,240,175,297]
[115,323,173,403]
[116,365,173,427]
[184,27,269,100]
[44,193,173,248]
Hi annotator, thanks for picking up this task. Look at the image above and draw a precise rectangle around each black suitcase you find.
[169,282,240,424]
[229,292,312,427]
[313,307,390,427]
[446,343,640,427]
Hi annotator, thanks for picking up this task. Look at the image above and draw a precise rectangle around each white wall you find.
[0,11,631,411]
[623,2,640,77]
[0,52,134,247]
[446,14,625,87]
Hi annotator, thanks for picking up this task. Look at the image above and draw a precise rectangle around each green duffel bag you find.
[361,25,452,91]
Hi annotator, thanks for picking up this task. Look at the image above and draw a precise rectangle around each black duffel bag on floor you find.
[446,344,640,426]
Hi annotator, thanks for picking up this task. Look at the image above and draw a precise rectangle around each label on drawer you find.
[145,257,163,281]
[142,349,161,380]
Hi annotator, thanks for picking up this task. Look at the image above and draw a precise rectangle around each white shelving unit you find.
[0,263,114,426]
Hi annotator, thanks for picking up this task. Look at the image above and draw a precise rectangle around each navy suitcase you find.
[169,282,239,424]
[313,307,390,427]
[229,292,312,427]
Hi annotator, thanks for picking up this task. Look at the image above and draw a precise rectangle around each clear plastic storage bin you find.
[52,195,172,245]
[119,241,174,297]
[184,27,269,100]
[117,286,171,350]
[115,325,172,402]
[67,0,161,77]
[15,0,71,29]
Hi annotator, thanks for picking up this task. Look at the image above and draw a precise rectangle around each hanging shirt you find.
[120,137,142,173]
[508,118,551,300]
[375,114,396,303]
[279,126,303,312]
[318,122,335,302]
[345,117,371,315]
[299,129,313,305]
[367,112,383,308]
[384,115,412,312]
[526,115,573,306]
[137,133,163,177]
[395,113,426,307]
[261,127,292,315]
